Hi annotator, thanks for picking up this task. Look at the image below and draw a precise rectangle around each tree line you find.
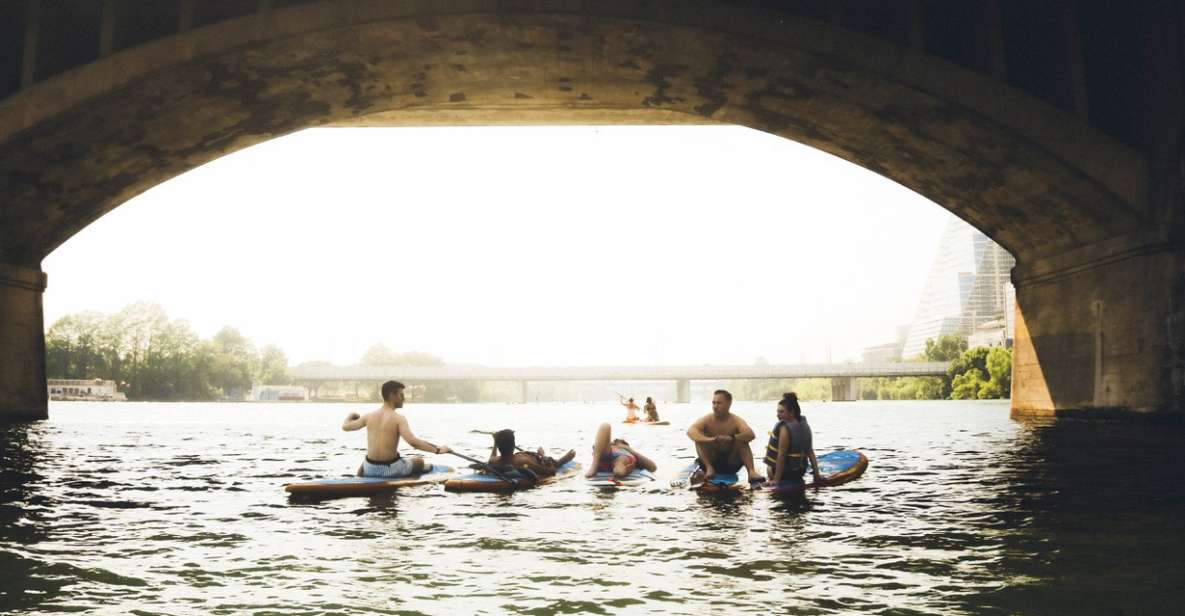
[46,302,290,401]
[727,335,1012,401]
[858,334,1012,401]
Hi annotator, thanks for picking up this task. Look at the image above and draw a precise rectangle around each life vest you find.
[763,419,809,477]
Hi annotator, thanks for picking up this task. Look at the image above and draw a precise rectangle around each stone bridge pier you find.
[1013,242,1185,416]
[0,264,47,421]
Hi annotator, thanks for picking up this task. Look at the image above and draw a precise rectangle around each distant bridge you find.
[289,362,949,402]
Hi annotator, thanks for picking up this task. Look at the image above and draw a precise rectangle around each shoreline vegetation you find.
[47,304,1010,403]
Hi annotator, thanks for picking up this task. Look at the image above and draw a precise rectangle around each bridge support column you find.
[676,379,690,404]
[1012,244,1185,417]
[520,381,529,404]
[830,376,857,402]
[0,264,48,422]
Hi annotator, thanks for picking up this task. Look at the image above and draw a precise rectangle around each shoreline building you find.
[47,379,126,401]
[901,218,1016,359]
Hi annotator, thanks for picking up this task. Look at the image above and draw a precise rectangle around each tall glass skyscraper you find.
[901,218,1016,358]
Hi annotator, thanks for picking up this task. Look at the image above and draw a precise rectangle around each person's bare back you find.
[341,381,452,478]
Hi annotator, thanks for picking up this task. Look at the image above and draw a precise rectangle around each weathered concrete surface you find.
[0,6,1147,267]
[0,264,47,421]
[1012,245,1185,417]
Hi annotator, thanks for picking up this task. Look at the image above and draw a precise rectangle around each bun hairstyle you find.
[779,392,802,418]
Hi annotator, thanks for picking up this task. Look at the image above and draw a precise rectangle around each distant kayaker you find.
[686,389,765,483]
[619,395,640,422]
[764,392,822,485]
[643,397,660,422]
[487,429,575,478]
[342,380,453,478]
[585,422,658,479]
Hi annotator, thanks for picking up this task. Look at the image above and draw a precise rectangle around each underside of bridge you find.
[0,1,1181,420]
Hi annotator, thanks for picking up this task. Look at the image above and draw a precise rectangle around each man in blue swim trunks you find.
[342,380,453,478]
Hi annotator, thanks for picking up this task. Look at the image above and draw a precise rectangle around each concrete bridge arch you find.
[0,1,1181,419]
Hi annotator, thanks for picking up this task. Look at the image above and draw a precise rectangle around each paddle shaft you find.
[447,451,521,486]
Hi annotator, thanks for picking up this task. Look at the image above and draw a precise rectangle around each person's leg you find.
[587,422,611,477]
[556,449,576,467]
[356,464,364,477]
[694,441,717,479]
[737,442,765,482]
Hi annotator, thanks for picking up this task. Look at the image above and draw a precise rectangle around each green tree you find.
[985,347,1012,398]
[256,345,290,385]
[360,343,399,366]
[208,327,256,399]
[922,334,969,362]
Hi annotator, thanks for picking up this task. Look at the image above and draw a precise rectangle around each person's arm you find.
[342,411,367,432]
[397,416,449,454]
[808,447,821,482]
[617,444,657,472]
[773,424,790,483]
[686,417,716,444]
[732,416,757,443]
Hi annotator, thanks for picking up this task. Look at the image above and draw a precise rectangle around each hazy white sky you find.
[43,125,957,367]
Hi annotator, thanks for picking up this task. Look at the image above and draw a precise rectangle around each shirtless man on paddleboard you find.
[686,389,765,483]
[342,380,453,478]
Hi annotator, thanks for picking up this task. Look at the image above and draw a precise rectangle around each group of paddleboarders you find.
[619,395,660,423]
[687,389,820,485]
[343,380,820,487]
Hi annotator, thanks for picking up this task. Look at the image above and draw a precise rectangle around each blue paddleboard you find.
[766,449,869,494]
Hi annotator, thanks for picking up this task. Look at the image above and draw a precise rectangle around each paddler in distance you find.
[619,394,640,422]
[686,389,765,483]
[342,380,453,478]
[643,397,660,422]
[764,392,822,485]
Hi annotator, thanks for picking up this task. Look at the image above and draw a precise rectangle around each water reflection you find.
[1,402,1183,614]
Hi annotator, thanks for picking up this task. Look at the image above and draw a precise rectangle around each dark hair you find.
[714,389,732,402]
[780,392,802,418]
[645,397,652,403]
[381,380,405,401]
[493,429,516,459]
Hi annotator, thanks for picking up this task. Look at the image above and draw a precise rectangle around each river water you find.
[1,400,1182,615]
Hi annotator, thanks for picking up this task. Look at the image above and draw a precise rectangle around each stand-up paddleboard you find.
[625,420,670,426]
[670,462,748,492]
[586,468,656,488]
[766,449,869,495]
[444,460,581,493]
[284,464,456,498]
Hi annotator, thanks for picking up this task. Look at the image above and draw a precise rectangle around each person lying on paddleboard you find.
[342,380,453,478]
[619,395,640,422]
[643,397,660,422]
[764,392,822,485]
[686,389,765,483]
[487,429,576,478]
[585,422,658,479]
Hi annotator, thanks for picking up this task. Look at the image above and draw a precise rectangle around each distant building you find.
[251,384,308,401]
[863,325,908,363]
[902,219,1016,358]
[862,341,903,363]
[48,379,126,401]
[968,319,1008,349]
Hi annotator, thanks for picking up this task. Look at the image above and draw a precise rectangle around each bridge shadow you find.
[954,417,1185,614]
[0,422,62,612]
